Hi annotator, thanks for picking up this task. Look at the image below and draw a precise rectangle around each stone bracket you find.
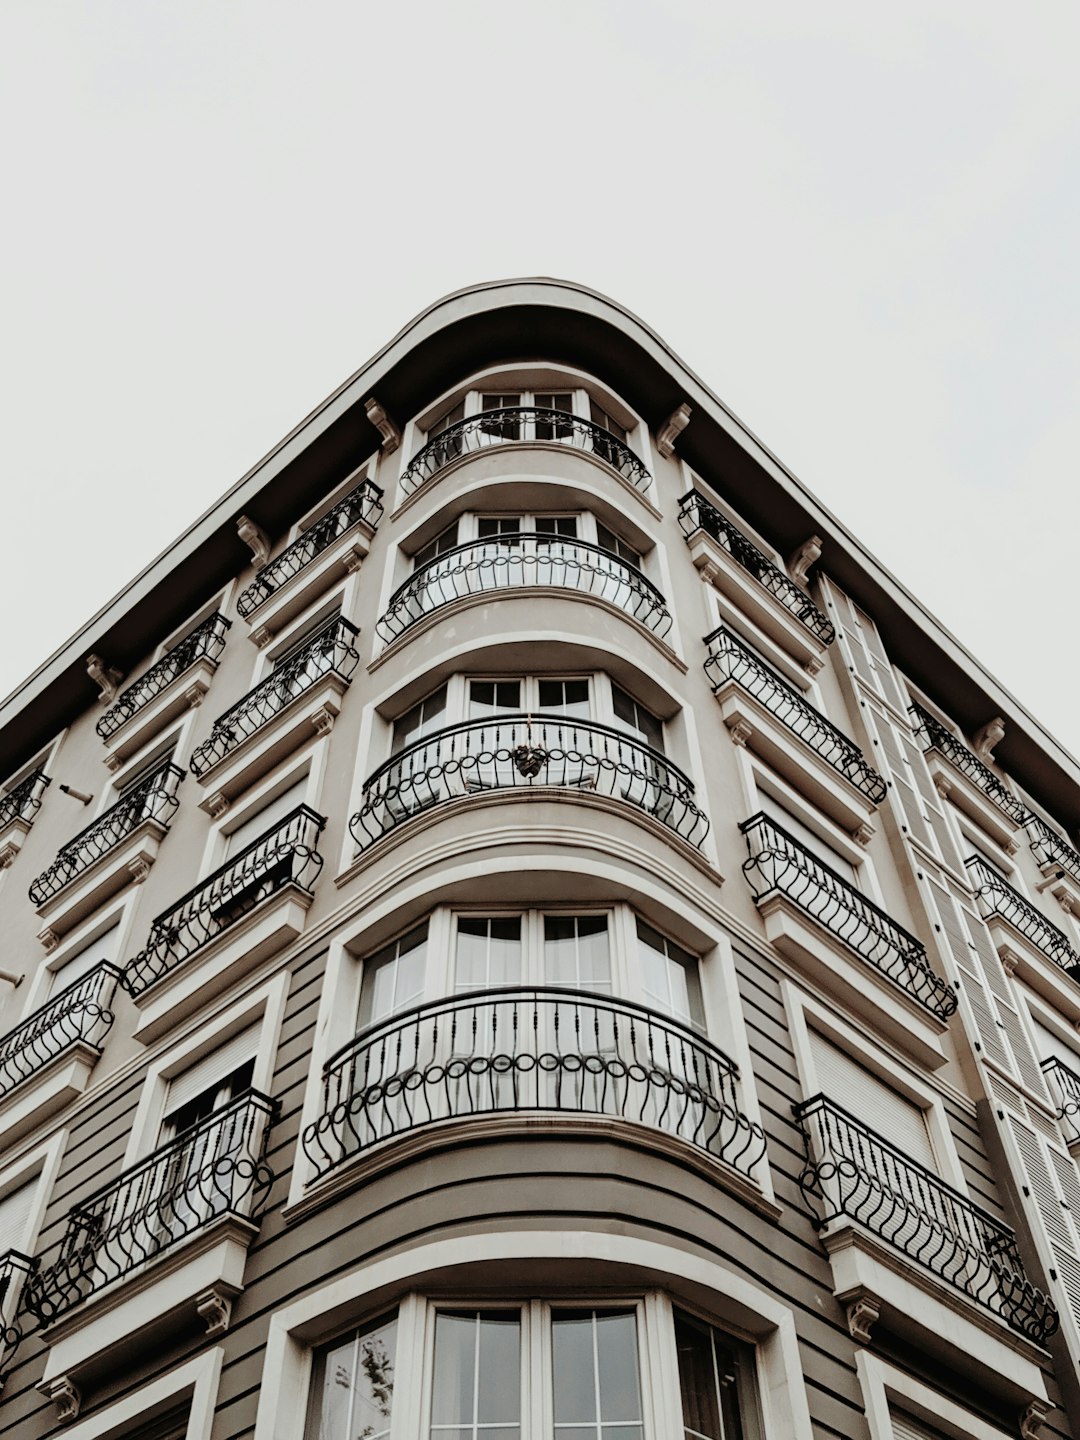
[656,403,691,458]
[237,514,270,568]
[365,396,401,453]
[195,1285,235,1337]
[788,535,823,588]
[86,654,123,704]
[39,1374,81,1424]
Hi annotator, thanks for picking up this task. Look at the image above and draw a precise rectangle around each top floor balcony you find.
[399,407,652,498]
[910,706,1027,847]
[1027,816,1080,915]
[0,768,50,868]
[966,857,1080,981]
[1041,1056,1080,1151]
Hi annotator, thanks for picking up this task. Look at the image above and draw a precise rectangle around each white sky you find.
[2,2,1078,757]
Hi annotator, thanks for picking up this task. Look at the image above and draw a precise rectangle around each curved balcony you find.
[24,1090,276,1327]
[376,535,672,644]
[796,1094,1058,1345]
[349,716,709,851]
[0,963,120,1102]
[399,407,652,497]
[28,762,184,908]
[302,987,766,1182]
[966,857,1079,974]
[96,613,231,743]
[741,814,957,1023]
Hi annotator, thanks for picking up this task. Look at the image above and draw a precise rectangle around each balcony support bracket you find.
[839,1285,881,1345]
[365,396,400,453]
[86,654,123,704]
[237,514,270,567]
[656,403,691,458]
[1021,1400,1051,1439]
[39,1374,81,1425]
[196,1283,238,1336]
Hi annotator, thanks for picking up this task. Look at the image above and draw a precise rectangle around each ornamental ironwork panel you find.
[0,963,120,1100]
[0,769,50,831]
[376,535,672,643]
[966,857,1079,971]
[28,762,184,907]
[1027,816,1080,889]
[740,813,957,1020]
[122,805,325,997]
[0,1251,36,1382]
[96,613,231,741]
[23,1091,276,1326]
[303,986,766,1181]
[236,478,384,618]
[399,408,652,496]
[677,491,835,644]
[1042,1057,1080,1147]
[704,626,884,802]
[188,616,360,778]
[350,716,709,851]
[909,706,1027,825]
[795,1094,1058,1345]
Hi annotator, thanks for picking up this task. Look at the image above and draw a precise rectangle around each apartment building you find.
[0,278,1078,1440]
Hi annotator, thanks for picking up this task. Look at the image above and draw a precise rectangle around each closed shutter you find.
[889,1411,952,1440]
[223,778,307,859]
[809,1031,936,1171]
[165,1024,259,1115]
[1007,1114,1080,1337]
[0,1179,37,1256]
[757,792,856,882]
[51,918,122,994]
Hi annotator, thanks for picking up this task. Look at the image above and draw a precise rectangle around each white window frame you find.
[201,749,326,880]
[856,1350,1025,1440]
[0,1129,65,1312]
[21,892,137,1018]
[54,1348,222,1440]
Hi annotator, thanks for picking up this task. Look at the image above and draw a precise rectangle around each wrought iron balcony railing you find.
[399,407,652,496]
[795,1094,1058,1345]
[1041,1057,1080,1147]
[28,762,184,907]
[740,814,957,1020]
[122,805,325,998]
[0,1251,36,1380]
[1027,816,1080,889]
[96,613,231,742]
[966,857,1079,972]
[910,706,1027,825]
[23,1091,276,1326]
[236,478,384,618]
[350,716,709,851]
[704,627,885,803]
[303,986,766,1181]
[0,963,120,1100]
[677,491,835,645]
[376,535,673,643]
[188,616,360,778]
[0,769,50,831]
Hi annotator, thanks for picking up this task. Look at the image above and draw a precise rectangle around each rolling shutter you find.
[889,1412,952,1440]
[809,1031,936,1171]
[223,778,307,859]
[165,1024,259,1115]
[0,1179,37,1256]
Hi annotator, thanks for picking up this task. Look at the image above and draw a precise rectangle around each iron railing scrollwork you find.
[0,770,50,832]
[740,814,957,1020]
[376,535,672,643]
[349,716,709,851]
[0,963,120,1101]
[795,1095,1058,1344]
[1027,816,1080,889]
[189,616,360,778]
[303,987,766,1181]
[399,408,651,496]
[28,762,184,907]
[909,706,1027,825]
[704,627,884,802]
[23,1091,276,1325]
[236,478,384,618]
[1042,1057,1080,1147]
[966,857,1079,972]
[122,805,325,997]
[0,1251,36,1380]
[96,613,231,741]
[677,491,835,644]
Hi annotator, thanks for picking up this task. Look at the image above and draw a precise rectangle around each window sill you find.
[101,656,220,772]
[755,891,949,1070]
[923,750,1022,853]
[129,881,313,1044]
[35,817,170,948]
[244,522,375,647]
[821,1222,1050,1407]
[0,1040,103,1154]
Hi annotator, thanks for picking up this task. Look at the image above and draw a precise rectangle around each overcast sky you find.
[2,2,1077,758]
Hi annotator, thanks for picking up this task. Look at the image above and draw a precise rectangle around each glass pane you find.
[359,925,427,1027]
[470,681,521,719]
[674,1310,747,1440]
[456,917,523,990]
[416,522,459,569]
[354,1319,397,1440]
[432,1313,477,1425]
[596,1312,641,1422]
[477,1314,521,1422]
[315,1337,355,1440]
[552,1313,596,1423]
[576,917,611,993]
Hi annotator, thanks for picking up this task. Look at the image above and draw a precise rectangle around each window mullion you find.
[393,1294,429,1440]
[532,1299,550,1440]
[644,1291,682,1440]
[428,906,454,1001]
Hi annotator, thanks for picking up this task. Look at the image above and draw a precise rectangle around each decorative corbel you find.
[86,654,123,704]
[37,928,60,953]
[365,396,401,454]
[845,1290,881,1344]
[788,535,823,589]
[236,514,271,569]
[656,403,691,458]
[725,718,753,748]
[1020,1399,1051,1440]
[972,716,1005,762]
[196,1285,234,1336]
[39,1375,81,1424]
[854,822,875,848]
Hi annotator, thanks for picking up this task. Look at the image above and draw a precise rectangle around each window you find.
[358,924,428,1028]
[637,920,705,1032]
[392,686,449,754]
[595,521,641,569]
[415,521,461,571]
[306,1297,761,1440]
[757,791,855,883]
[222,776,308,860]
[49,916,123,995]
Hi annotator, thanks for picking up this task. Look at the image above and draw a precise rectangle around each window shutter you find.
[809,1032,936,1171]
[224,778,307,859]
[51,918,122,993]
[889,1411,952,1440]
[1007,1114,1080,1338]
[0,1179,37,1256]
[166,1025,259,1115]
[756,792,855,882]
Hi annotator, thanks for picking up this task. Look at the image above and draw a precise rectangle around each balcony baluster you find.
[965,857,1079,973]
[910,706,1026,825]
[0,963,120,1101]
[0,770,51,832]
[95,614,231,742]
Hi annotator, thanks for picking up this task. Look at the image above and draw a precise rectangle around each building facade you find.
[0,279,1079,1440]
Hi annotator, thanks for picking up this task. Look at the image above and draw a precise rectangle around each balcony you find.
[122,806,324,1039]
[1041,1057,1080,1152]
[678,491,834,671]
[910,706,1027,849]
[1027,816,1080,915]
[796,1095,1058,1349]
[303,987,766,1188]
[25,1091,275,1377]
[399,407,652,498]
[235,477,383,644]
[376,535,672,646]
[0,1251,36,1382]
[349,716,709,853]
[966,858,1080,1018]
[95,613,231,769]
[189,616,360,810]
[741,814,955,1064]
[0,768,50,868]
[705,626,884,836]
[29,763,184,941]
